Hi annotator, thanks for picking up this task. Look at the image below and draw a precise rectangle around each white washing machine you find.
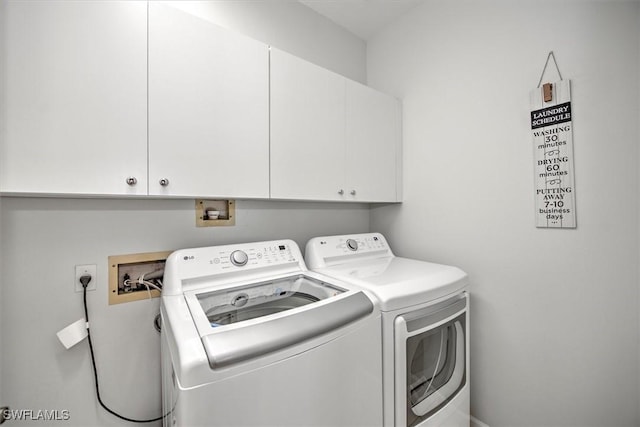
[306,233,469,427]
[161,239,383,427]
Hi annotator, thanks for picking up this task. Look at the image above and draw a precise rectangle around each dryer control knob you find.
[230,250,249,266]
[346,239,358,251]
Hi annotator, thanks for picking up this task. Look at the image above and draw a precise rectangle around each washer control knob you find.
[346,239,358,251]
[126,177,137,186]
[230,250,248,266]
[159,178,170,187]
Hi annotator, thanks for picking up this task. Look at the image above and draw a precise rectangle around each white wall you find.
[0,2,369,426]
[368,1,640,426]
[165,0,366,83]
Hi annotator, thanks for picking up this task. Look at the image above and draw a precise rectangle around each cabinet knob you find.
[159,178,170,187]
[126,177,137,186]
[350,190,356,196]
[338,189,344,195]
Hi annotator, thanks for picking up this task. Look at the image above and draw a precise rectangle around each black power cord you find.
[80,274,167,424]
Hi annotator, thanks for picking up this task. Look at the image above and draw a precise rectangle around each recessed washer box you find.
[195,199,235,227]
[108,251,172,305]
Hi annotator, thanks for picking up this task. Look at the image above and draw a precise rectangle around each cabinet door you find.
[148,3,269,198]
[270,48,347,201]
[1,1,147,195]
[346,81,402,202]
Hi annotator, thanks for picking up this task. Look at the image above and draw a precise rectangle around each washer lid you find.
[184,273,375,369]
[313,257,467,312]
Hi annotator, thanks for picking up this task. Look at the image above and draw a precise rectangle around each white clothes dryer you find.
[306,233,470,427]
[161,239,383,427]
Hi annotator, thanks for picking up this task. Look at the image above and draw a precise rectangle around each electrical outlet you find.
[75,264,97,292]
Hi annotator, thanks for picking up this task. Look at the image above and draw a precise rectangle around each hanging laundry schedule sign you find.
[530,80,577,228]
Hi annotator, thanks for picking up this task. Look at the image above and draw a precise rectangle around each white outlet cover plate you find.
[75,264,97,292]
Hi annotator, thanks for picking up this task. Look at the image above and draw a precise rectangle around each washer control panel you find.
[163,240,305,295]
[203,243,297,270]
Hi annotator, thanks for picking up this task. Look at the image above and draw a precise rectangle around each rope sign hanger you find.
[537,51,563,102]
[537,51,563,88]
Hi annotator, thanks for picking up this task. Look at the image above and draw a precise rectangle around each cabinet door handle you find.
[350,190,356,196]
[126,177,137,186]
[159,178,170,187]
[338,189,344,195]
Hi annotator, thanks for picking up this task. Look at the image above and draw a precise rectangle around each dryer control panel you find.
[305,233,394,269]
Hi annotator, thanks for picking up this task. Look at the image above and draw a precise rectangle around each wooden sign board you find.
[530,80,576,228]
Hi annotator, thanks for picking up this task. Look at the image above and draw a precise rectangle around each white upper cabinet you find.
[148,2,270,198]
[345,81,402,202]
[270,48,402,202]
[1,2,400,202]
[270,48,347,201]
[1,0,148,196]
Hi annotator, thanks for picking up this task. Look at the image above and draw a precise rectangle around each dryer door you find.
[395,293,467,427]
